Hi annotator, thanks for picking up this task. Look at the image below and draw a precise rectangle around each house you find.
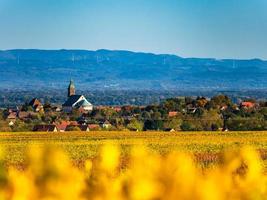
[220,106,228,111]
[222,127,229,132]
[77,117,87,125]
[164,128,176,132]
[52,105,62,112]
[7,112,17,121]
[29,98,43,112]
[168,111,178,117]
[8,121,15,126]
[55,121,69,132]
[100,120,112,129]
[69,121,79,126]
[113,106,122,112]
[18,111,31,120]
[187,107,197,114]
[79,125,90,131]
[33,125,58,132]
[62,80,93,113]
[6,112,17,126]
[240,102,255,109]
[88,124,100,130]
[55,121,79,132]
[95,106,106,110]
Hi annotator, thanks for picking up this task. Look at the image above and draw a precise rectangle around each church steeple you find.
[68,79,75,97]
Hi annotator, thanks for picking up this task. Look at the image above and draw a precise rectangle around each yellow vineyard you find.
[0,131,267,199]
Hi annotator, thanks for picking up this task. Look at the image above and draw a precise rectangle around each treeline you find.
[0,95,266,132]
[89,95,267,131]
[1,89,267,107]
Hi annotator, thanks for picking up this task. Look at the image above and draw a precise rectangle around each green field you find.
[1,131,267,168]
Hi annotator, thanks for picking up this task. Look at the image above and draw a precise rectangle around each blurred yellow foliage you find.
[0,145,266,200]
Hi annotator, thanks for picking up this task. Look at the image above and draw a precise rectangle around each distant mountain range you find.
[0,49,266,90]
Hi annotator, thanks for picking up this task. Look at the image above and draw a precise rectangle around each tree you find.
[144,120,164,131]
[163,117,182,131]
[210,95,232,109]
[151,112,161,120]
[127,119,144,131]
[11,121,33,132]
[196,97,208,107]
[141,111,151,120]
[200,110,223,131]
[180,120,203,131]
[226,117,265,131]
[161,98,185,112]
[0,120,11,132]
[69,109,81,121]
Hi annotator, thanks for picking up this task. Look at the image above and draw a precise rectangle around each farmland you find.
[1,131,267,168]
[1,131,267,199]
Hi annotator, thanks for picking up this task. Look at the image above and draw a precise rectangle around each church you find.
[62,80,93,113]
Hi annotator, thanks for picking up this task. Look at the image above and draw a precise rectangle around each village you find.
[0,80,266,132]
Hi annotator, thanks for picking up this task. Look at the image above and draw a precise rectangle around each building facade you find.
[63,80,93,113]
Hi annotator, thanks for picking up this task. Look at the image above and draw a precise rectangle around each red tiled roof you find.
[168,111,178,117]
[241,102,255,108]
[7,112,17,119]
[113,107,122,112]
[69,121,79,126]
[18,111,30,119]
[88,124,100,129]
[56,124,68,131]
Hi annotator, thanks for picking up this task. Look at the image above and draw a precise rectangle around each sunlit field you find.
[0,131,267,199]
[1,131,267,168]
[0,132,267,199]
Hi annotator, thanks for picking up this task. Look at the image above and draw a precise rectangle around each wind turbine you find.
[232,60,236,69]
[72,54,75,64]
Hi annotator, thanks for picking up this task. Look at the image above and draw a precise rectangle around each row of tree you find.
[0,95,266,132]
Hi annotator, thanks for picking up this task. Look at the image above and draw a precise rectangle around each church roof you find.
[75,99,92,107]
[62,95,83,107]
[29,98,42,107]
[63,95,93,108]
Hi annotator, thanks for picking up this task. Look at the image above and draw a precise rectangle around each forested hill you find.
[0,49,267,90]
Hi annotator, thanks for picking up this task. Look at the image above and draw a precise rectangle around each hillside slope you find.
[0,49,266,90]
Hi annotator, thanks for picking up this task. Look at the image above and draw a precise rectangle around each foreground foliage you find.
[0,144,266,200]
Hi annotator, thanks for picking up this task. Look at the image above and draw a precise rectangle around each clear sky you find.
[0,0,267,59]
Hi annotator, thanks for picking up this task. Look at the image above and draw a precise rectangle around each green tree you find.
[12,121,33,132]
[127,119,144,131]
[163,117,182,131]
[69,109,81,121]
[200,110,223,131]
[180,120,203,131]
[209,95,232,109]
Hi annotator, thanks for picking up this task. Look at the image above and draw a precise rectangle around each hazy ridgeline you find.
[1,49,267,91]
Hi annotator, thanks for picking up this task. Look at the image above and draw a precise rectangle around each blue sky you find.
[0,0,267,59]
